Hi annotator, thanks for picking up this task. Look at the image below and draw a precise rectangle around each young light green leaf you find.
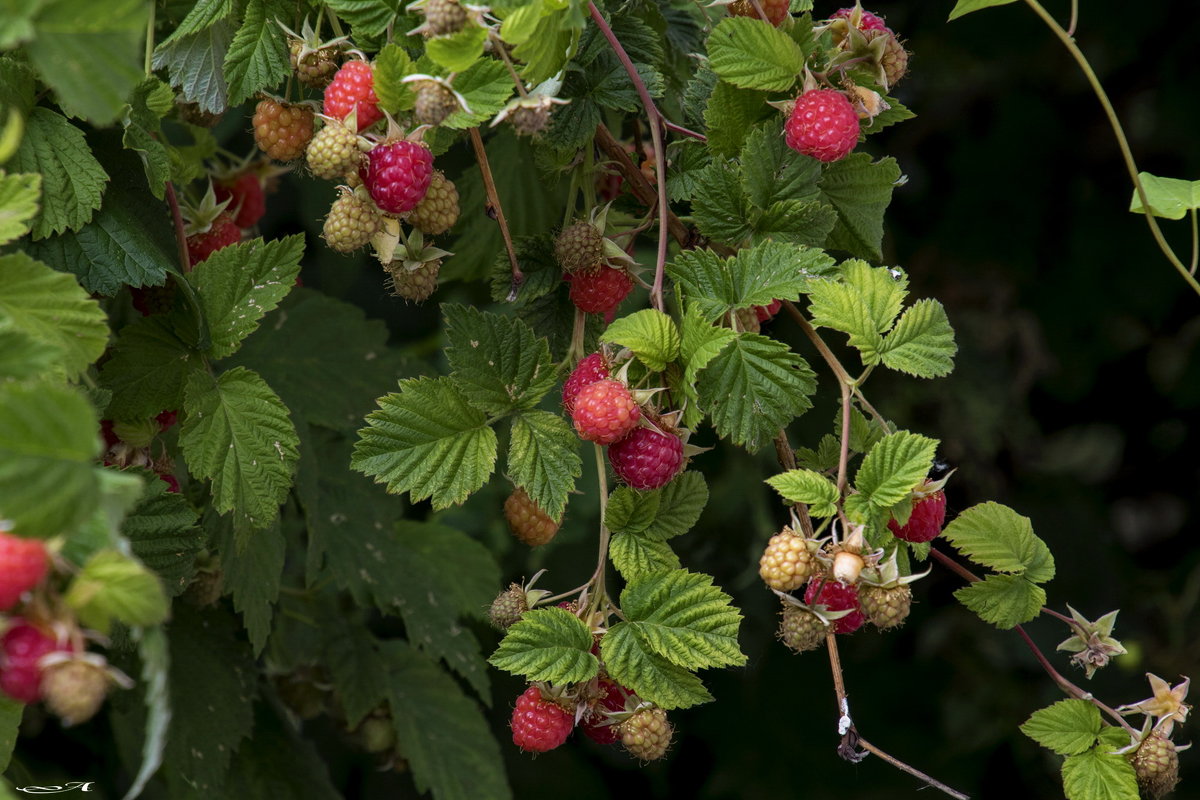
[1020,700,1101,756]
[0,381,100,538]
[954,574,1045,629]
[64,550,169,634]
[1061,744,1140,800]
[7,108,108,239]
[352,376,498,509]
[948,0,1019,21]
[600,625,713,710]
[375,43,417,113]
[618,570,746,671]
[0,253,108,379]
[489,607,599,685]
[853,430,937,509]
[100,315,202,422]
[609,533,681,582]
[680,302,737,375]
[766,469,839,518]
[808,260,909,363]
[1128,172,1200,220]
[880,298,957,378]
[181,367,299,530]
[506,410,581,522]
[188,235,303,359]
[426,25,487,72]
[706,17,806,92]
[222,0,289,104]
[121,472,204,597]
[0,171,39,245]
[444,303,557,414]
[698,334,816,451]
[0,322,61,380]
[818,154,901,262]
[442,60,514,129]
[942,502,1056,583]
[605,472,708,541]
[512,9,579,85]
[600,309,681,371]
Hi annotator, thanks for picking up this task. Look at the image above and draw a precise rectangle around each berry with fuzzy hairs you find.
[865,28,909,87]
[41,657,111,726]
[785,89,860,163]
[887,484,947,543]
[555,221,605,274]
[508,105,552,137]
[727,0,789,26]
[423,0,468,36]
[323,190,380,253]
[510,686,574,753]
[0,620,69,703]
[504,487,559,546]
[362,140,434,214]
[252,99,314,162]
[858,584,912,629]
[489,584,529,630]
[562,353,610,411]
[571,380,640,445]
[0,532,48,611]
[1129,732,1180,799]
[324,60,382,131]
[568,266,634,314]
[582,679,628,745]
[804,578,865,634]
[407,171,459,235]
[289,40,340,88]
[387,260,441,302]
[832,6,890,32]
[307,122,362,181]
[413,81,459,126]
[186,213,241,264]
[778,604,829,653]
[759,528,814,591]
[213,172,265,228]
[620,706,672,761]
[609,427,685,490]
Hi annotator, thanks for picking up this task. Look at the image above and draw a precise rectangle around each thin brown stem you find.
[663,120,706,142]
[836,383,852,496]
[594,124,691,246]
[164,182,192,273]
[468,127,523,299]
[490,35,529,97]
[783,301,853,385]
[773,429,815,537]
[856,738,971,800]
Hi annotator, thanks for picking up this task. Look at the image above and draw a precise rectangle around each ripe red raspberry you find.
[620,706,672,761]
[759,527,814,591]
[562,353,610,411]
[755,299,782,322]
[571,380,640,445]
[0,532,49,610]
[156,409,178,430]
[778,604,829,653]
[567,266,633,314]
[804,578,865,634]
[213,172,265,228]
[1129,732,1180,799]
[407,171,459,235]
[887,484,947,543]
[510,686,574,753]
[323,190,380,253]
[785,89,860,163]
[504,487,559,546]
[857,584,912,629]
[555,221,605,274]
[252,99,314,162]
[832,6,890,32]
[609,427,684,490]
[306,122,363,181]
[0,620,69,703]
[727,0,789,26]
[362,140,434,214]
[324,60,382,131]
[582,679,628,745]
[159,473,181,493]
[41,656,112,726]
[186,213,241,264]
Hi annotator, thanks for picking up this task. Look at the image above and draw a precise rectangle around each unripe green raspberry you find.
[307,123,362,181]
[323,190,380,253]
[778,604,829,653]
[290,40,340,88]
[423,0,468,36]
[1129,732,1179,799]
[489,583,529,630]
[758,527,814,591]
[555,221,604,274]
[413,81,459,126]
[508,105,551,137]
[865,29,909,87]
[41,658,111,727]
[620,706,672,761]
[407,171,459,235]
[858,584,912,629]
[387,260,441,302]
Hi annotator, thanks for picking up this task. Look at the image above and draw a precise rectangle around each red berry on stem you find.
[362,141,434,214]
[252,99,314,162]
[324,60,382,131]
[785,89,860,163]
[887,485,947,543]
[186,213,241,265]
[568,266,633,314]
[804,578,866,634]
[0,532,49,611]
[0,620,69,703]
[832,7,890,32]
[609,427,685,490]
[571,380,640,445]
[562,353,610,411]
[213,172,265,228]
[582,679,628,745]
[510,686,574,753]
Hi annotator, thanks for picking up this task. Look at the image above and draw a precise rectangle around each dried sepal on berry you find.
[277,17,349,88]
[382,228,452,302]
[1055,606,1127,679]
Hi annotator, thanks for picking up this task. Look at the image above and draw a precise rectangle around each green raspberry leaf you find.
[352,376,499,509]
[879,298,957,378]
[506,410,581,522]
[605,472,708,542]
[609,534,681,582]
[209,511,284,654]
[1061,742,1140,800]
[600,625,713,710]
[489,607,599,685]
[325,0,405,38]
[1019,700,1101,756]
[942,501,1056,582]
[0,171,40,245]
[691,157,755,243]
[0,252,108,379]
[601,309,681,371]
[751,198,839,247]
[740,121,823,209]
[223,0,290,105]
[426,25,487,73]
[121,471,205,597]
[0,381,101,538]
[618,569,746,671]
[188,235,303,360]
[1128,172,1200,220]
[704,80,771,158]
[677,304,737,428]
[807,260,908,364]
[444,303,557,415]
[152,20,233,115]
[375,43,417,114]
[948,0,1019,21]
[180,367,299,531]
[853,430,937,510]
[0,323,61,381]
[100,315,203,422]
[954,574,1045,629]
[766,469,840,518]
[697,333,816,452]
[706,17,807,93]
[325,624,391,729]
[818,154,901,262]
[158,0,235,46]
[8,108,108,239]
[443,59,514,129]
[64,549,169,634]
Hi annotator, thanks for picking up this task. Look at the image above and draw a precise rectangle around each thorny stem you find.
[1021,0,1200,298]
[594,124,692,246]
[468,127,524,299]
[929,547,1139,735]
[587,1,669,313]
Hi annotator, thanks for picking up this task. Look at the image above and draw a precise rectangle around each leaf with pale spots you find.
[444,304,557,415]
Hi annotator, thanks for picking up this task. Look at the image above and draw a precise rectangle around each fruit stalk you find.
[468,127,523,299]
[593,124,691,246]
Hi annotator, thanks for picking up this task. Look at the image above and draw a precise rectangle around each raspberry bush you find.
[0,1,1194,799]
